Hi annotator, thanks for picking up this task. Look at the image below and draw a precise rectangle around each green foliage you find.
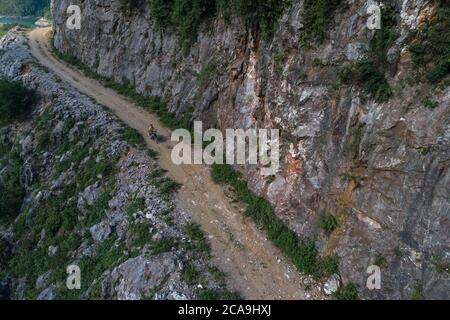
[421,97,438,109]
[340,2,397,102]
[196,287,240,300]
[183,222,211,256]
[374,254,388,268]
[0,151,24,224]
[302,0,343,45]
[349,60,393,102]
[411,280,424,300]
[147,0,174,29]
[410,6,450,85]
[219,0,290,39]
[349,123,364,162]
[147,0,289,53]
[120,0,144,14]
[151,237,176,254]
[0,0,49,16]
[76,237,127,293]
[334,283,358,300]
[320,214,339,234]
[130,222,154,247]
[149,169,181,199]
[0,23,17,38]
[119,126,146,149]
[431,254,450,274]
[0,79,35,126]
[127,196,147,218]
[182,262,199,284]
[211,164,338,279]
[197,60,221,87]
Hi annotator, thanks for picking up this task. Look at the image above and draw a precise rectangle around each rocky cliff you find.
[0,28,233,300]
[51,0,450,299]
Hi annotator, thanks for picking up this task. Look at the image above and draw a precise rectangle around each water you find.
[0,17,38,27]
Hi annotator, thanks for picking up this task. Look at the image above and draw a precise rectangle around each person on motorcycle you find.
[148,124,157,140]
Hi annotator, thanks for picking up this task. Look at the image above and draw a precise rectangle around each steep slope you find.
[51,0,450,299]
[0,28,236,300]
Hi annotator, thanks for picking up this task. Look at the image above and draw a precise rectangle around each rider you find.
[148,124,157,141]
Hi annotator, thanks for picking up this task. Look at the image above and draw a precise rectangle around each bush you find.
[302,0,343,45]
[409,6,450,84]
[182,262,199,284]
[211,163,338,279]
[0,79,35,126]
[184,222,211,255]
[334,283,358,300]
[320,214,339,234]
[0,152,24,224]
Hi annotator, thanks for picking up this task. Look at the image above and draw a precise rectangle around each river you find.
[0,17,38,27]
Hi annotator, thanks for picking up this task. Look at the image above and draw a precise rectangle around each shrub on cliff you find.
[0,79,35,126]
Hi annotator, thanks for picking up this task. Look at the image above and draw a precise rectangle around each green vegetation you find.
[197,60,221,87]
[349,123,364,162]
[0,150,24,224]
[196,287,240,300]
[183,222,211,256]
[119,126,146,149]
[334,283,358,300]
[340,2,397,102]
[0,0,49,16]
[218,0,291,39]
[211,163,338,279]
[320,214,339,234]
[133,0,290,53]
[374,254,388,268]
[182,262,200,284]
[0,23,16,38]
[409,6,450,85]
[431,254,450,274]
[411,280,424,300]
[148,169,181,200]
[0,79,35,126]
[302,0,343,45]
[421,97,438,109]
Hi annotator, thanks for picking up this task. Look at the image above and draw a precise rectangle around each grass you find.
[339,1,397,102]
[349,123,364,162]
[119,127,146,149]
[196,287,240,300]
[0,78,36,126]
[0,150,25,224]
[211,163,338,279]
[374,254,388,268]
[149,170,181,200]
[197,60,221,87]
[182,262,200,285]
[334,283,358,300]
[183,222,211,256]
[320,215,339,234]
[411,280,424,300]
[302,0,343,45]
[127,196,147,218]
[409,6,450,85]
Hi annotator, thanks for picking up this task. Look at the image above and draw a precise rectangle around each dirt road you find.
[28,27,322,300]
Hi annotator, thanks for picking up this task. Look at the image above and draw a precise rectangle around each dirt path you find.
[28,27,323,300]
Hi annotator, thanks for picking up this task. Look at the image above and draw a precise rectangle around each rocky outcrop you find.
[0,29,231,300]
[51,0,450,299]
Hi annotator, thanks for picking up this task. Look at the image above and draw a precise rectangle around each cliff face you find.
[0,29,231,300]
[52,0,450,299]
